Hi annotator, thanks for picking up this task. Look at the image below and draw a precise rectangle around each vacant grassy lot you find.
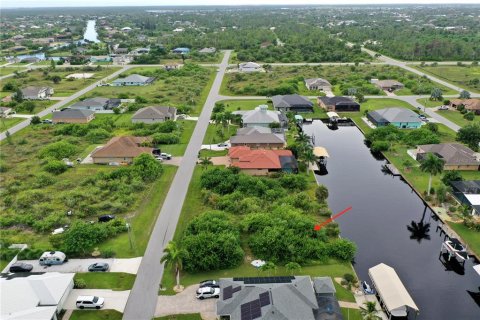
[221,65,455,96]
[0,66,120,97]
[74,273,136,291]
[417,98,443,108]
[85,65,215,116]
[434,109,480,127]
[0,117,23,131]
[203,123,238,145]
[0,119,177,258]
[413,65,480,93]
[0,67,26,77]
[70,310,122,320]
[160,120,197,156]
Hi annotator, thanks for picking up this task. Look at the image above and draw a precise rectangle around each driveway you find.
[161,157,182,166]
[64,289,130,312]
[155,285,216,320]
[201,142,230,151]
[13,257,142,274]
[210,156,230,166]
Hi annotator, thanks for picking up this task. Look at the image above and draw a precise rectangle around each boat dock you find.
[385,163,401,176]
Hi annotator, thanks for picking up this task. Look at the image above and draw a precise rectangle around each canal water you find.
[84,20,100,43]
[303,121,480,320]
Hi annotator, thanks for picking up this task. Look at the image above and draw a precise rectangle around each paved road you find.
[122,50,232,320]
[0,66,130,141]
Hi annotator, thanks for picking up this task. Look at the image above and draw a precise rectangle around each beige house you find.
[372,79,404,91]
[131,106,177,124]
[416,143,480,171]
[230,127,286,149]
[91,136,153,164]
[52,109,95,124]
[450,99,480,115]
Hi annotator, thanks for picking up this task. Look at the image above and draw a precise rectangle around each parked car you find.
[98,214,115,223]
[41,119,53,124]
[196,287,220,300]
[438,105,449,110]
[39,251,67,266]
[418,114,427,120]
[88,262,109,272]
[9,262,33,273]
[160,153,172,160]
[76,296,105,309]
[217,143,228,148]
[155,156,163,162]
[177,114,187,120]
[199,280,219,288]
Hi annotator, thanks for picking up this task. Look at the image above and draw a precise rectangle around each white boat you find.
[443,238,468,261]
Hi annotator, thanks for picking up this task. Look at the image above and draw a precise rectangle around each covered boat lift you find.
[369,263,419,319]
[313,146,329,167]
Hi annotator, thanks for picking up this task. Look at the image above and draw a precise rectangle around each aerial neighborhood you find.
[0,3,479,320]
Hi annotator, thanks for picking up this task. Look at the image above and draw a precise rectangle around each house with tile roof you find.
[112,74,155,86]
[449,99,480,115]
[230,127,286,149]
[228,146,297,175]
[52,109,95,123]
[416,143,480,171]
[216,276,342,320]
[372,79,404,91]
[91,136,153,164]
[367,107,422,129]
[131,106,177,124]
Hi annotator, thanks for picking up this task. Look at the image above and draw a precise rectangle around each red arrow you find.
[314,206,352,231]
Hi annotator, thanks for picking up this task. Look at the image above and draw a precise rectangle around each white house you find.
[0,272,74,320]
[238,62,262,72]
[20,86,54,100]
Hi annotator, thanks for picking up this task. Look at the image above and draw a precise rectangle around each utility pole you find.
[126,219,134,250]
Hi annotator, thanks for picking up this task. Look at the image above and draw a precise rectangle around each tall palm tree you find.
[199,156,213,170]
[360,301,381,320]
[295,132,311,145]
[420,153,444,196]
[160,241,185,289]
[303,147,317,173]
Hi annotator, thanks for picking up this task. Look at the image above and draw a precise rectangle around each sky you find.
[2,0,479,9]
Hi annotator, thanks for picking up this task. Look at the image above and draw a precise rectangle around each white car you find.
[76,296,105,309]
[196,287,220,300]
[438,105,449,110]
[160,153,172,160]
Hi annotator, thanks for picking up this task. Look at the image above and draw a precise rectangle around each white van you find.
[76,296,105,309]
[38,251,67,266]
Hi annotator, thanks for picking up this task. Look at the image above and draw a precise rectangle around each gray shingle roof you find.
[52,109,94,119]
[113,74,153,84]
[272,94,313,110]
[132,106,176,120]
[230,132,285,145]
[319,96,359,106]
[305,78,331,87]
[71,97,110,108]
[418,143,480,166]
[368,107,420,124]
[236,106,281,125]
[313,277,336,294]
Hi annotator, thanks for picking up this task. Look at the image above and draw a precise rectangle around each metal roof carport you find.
[368,263,419,319]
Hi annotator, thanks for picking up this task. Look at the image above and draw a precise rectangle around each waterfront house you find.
[70,97,121,112]
[233,105,287,128]
[238,62,262,72]
[228,146,298,175]
[450,180,480,215]
[131,106,177,124]
[52,109,95,124]
[305,78,332,91]
[112,74,155,86]
[230,127,286,149]
[91,136,153,164]
[20,86,54,100]
[318,96,360,112]
[416,143,480,171]
[272,94,314,113]
[367,107,422,129]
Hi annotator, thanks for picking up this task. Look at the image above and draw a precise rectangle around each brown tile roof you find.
[229,146,293,169]
[451,99,480,110]
[92,136,153,158]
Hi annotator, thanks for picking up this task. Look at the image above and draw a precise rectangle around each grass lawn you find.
[160,120,197,156]
[199,149,228,157]
[86,66,215,116]
[69,310,122,320]
[0,117,23,131]
[203,123,238,145]
[447,222,480,258]
[1,67,120,97]
[74,273,136,291]
[341,308,363,320]
[0,67,26,76]
[395,85,456,96]
[434,110,480,127]
[0,260,9,271]
[99,165,177,257]
[416,98,443,108]
[154,314,202,320]
[413,65,480,93]
[221,99,270,112]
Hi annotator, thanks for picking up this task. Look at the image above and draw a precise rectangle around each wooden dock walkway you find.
[385,163,401,176]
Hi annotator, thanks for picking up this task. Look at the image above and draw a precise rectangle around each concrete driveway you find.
[210,156,230,166]
[162,157,183,166]
[64,289,130,312]
[14,257,142,274]
[155,285,216,320]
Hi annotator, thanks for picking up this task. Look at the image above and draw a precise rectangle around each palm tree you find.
[295,132,311,145]
[304,147,316,173]
[199,156,212,170]
[430,88,443,101]
[420,153,444,196]
[160,241,185,289]
[360,301,381,320]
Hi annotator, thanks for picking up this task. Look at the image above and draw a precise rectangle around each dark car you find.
[199,280,219,288]
[9,262,33,273]
[88,262,109,272]
[98,215,115,223]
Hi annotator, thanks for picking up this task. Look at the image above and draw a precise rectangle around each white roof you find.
[465,194,480,206]
[473,264,480,276]
[1,273,74,319]
[369,263,419,316]
[326,112,339,119]
[313,147,329,158]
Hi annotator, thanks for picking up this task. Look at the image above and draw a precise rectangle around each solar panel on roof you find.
[259,292,270,306]
[223,286,233,300]
[241,276,295,284]
[232,286,242,293]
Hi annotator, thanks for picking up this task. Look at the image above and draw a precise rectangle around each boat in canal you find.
[442,237,469,262]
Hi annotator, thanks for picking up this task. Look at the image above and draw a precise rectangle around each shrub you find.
[86,128,112,143]
[17,248,44,260]
[371,141,390,152]
[39,141,77,160]
[44,159,68,175]
[74,278,87,289]
[30,116,41,124]
[327,238,356,261]
[151,132,180,144]
[101,249,116,258]
[464,112,475,121]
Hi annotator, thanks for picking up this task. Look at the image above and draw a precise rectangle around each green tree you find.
[51,75,61,84]
[132,153,163,182]
[285,262,301,275]
[457,123,480,151]
[14,88,23,102]
[22,101,35,113]
[420,153,444,196]
[30,116,41,124]
[160,241,185,289]
[63,221,104,255]
[441,171,463,186]
[360,301,381,320]
[303,147,316,173]
[199,156,212,170]
[315,185,329,203]
[50,59,56,70]
[430,88,443,101]
[459,90,471,99]
[260,262,277,276]
[39,141,77,159]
